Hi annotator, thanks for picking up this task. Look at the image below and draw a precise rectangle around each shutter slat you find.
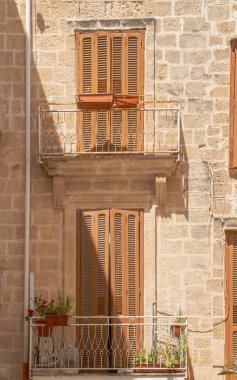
[128,36,138,94]
[81,213,93,316]
[111,36,123,94]
[82,37,93,93]
[234,332,237,358]
[128,214,137,316]
[114,212,123,314]
[97,34,110,93]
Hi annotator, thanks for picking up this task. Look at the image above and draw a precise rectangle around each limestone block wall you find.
[1,0,237,379]
[0,1,26,379]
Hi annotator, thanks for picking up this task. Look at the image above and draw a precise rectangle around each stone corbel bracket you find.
[155,176,167,207]
[53,176,64,209]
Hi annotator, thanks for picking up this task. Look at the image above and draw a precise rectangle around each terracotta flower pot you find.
[115,94,139,108]
[170,324,181,338]
[55,315,69,326]
[45,314,69,326]
[77,93,114,109]
[45,314,57,327]
[35,320,54,337]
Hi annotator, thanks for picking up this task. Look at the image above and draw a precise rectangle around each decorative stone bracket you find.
[53,176,64,209]
[42,156,177,209]
[155,176,167,207]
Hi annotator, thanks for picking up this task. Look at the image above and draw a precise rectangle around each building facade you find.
[1,0,237,379]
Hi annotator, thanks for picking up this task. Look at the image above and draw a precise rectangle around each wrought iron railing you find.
[39,102,180,157]
[29,315,188,377]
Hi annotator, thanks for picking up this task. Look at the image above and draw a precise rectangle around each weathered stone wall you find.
[0,1,26,379]
[1,0,237,379]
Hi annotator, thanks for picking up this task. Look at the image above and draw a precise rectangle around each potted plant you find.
[26,299,56,337]
[54,293,72,326]
[134,349,162,373]
[162,334,187,372]
[134,334,187,374]
[170,307,186,338]
[26,293,73,335]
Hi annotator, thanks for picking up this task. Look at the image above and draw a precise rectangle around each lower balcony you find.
[29,315,188,380]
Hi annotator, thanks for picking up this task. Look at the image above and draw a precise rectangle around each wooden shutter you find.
[77,210,109,368]
[230,40,237,169]
[77,32,111,94]
[76,31,144,153]
[127,32,144,151]
[110,209,142,368]
[77,210,109,315]
[226,232,237,368]
[110,32,144,151]
[110,209,141,316]
[76,32,111,152]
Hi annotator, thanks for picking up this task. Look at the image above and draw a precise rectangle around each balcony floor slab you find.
[33,375,186,380]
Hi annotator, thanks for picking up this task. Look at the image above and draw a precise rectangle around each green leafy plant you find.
[134,334,187,370]
[162,333,187,369]
[162,342,178,368]
[55,293,72,315]
[135,348,162,366]
[175,306,186,324]
[34,296,58,316]
[135,351,147,364]
[25,293,72,320]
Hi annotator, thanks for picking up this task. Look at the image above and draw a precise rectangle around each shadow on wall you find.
[0,1,53,379]
[156,119,189,220]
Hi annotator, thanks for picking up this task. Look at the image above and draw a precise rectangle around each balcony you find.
[39,102,180,157]
[38,102,181,205]
[29,315,188,379]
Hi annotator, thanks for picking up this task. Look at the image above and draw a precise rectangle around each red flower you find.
[43,300,47,305]
[28,309,34,317]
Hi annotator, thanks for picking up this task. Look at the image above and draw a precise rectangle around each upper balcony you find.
[38,101,181,197]
[39,101,180,156]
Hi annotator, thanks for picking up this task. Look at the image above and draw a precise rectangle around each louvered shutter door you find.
[77,209,143,369]
[110,209,140,317]
[230,40,237,169]
[96,33,111,152]
[226,232,237,369]
[110,209,142,367]
[111,32,144,151]
[77,34,95,152]
[111,34,125,151]
[77,33,111,152]
[77,210,109,368]
[127,32,144,151]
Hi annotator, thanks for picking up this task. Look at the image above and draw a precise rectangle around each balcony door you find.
[76,209,144,369]
[76,31,144,152]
